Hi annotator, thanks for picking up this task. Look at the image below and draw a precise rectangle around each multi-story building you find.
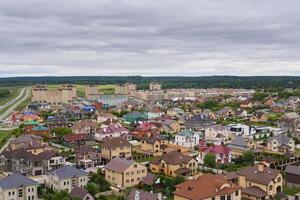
[140,133,168,155]
[101,138,132,160]
[48,165,89,193]
[115,83,137,95]
[150,151,197,177]
[174,130,200,148]
[105,158,147,188]
[85,85,99,99]
[75,145,101,169]
[266,134,295,153]
[174,173,241,200]
[0,174,39,200]
[205,125,232,145]
[32,84,76,105]
[149,82,161,91]
[237,164,283,200]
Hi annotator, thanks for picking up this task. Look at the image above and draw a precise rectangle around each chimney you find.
[258,163,265,172]
[135,191,140,200]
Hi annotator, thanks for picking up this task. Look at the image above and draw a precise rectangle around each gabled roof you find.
[51,166,88,179]
[105,158,134,173]
[70,186,91,199]
[128,189,162,200]
[160,151,193,165]
[285,165,300,175]
[0,174,38,190]
[102,137,131,149]
[227,136,247,150]
[267,134,293,145]
[177,130,196,137]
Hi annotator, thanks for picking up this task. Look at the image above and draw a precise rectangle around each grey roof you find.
[127,189,162,200]
[267,134,292,145]
[70,186,91,199]
[105,158,134,173]
[177,130,195,137]
[52,166,88,179]
[227,136,247,150]
[0,174,38,190]
[285,165,300,175]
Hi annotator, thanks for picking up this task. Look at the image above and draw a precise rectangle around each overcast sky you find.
[0,0,300,77]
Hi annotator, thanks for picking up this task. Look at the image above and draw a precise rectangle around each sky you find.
[0,0,300,77]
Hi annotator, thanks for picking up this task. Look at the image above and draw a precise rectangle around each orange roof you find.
[174,173,240,200]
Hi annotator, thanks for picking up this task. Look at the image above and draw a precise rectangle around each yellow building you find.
[140,133,168,156]
[236,164,283,200]
[105,158,147,188]
[149,151,197,177]
[101,138,132,160]
[85,85,99,99]
[174,173,241,200]
[149,82,161,91]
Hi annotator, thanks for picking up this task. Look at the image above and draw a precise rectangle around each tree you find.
[204,153,217,168]
[85,182,98,196]
[243,150,255,164]
[50,127,72,137]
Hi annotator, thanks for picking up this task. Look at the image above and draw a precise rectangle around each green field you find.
[0,130,12,148]
[47,84,115,97]
[0,86,22,106]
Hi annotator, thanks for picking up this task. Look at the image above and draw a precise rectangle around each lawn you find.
[0,130,12,148]
[295,148,300,156]
[0,86,22,106]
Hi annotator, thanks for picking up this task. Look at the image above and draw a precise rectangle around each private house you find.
[185,114,215,131]
[216,107,234,119]
[146,108,164,119]
[235,109,248,118]
[47,115,71,129]
[140,133,168,155]
[237,164,283,200]
[71,119,97,135]
[128,189,164,200]
[173,173,241,200]
[123,111,146,124]
[284,165,300,187]
[149,151,197,177]
[101,137,132,160]
[48,165,89,193]
[30,125,49,136]
[174,130,200,148]
[95,123,129,141]
[240,100,253,109]
[104,158,147,188]
[167,108,184,118]
[227,136,256,156]
[160,120,181,134]
[266,134,295,154]
[204,125,232,144]
[75,145,101,169]
[250,112,268,123]
[70,186,95,200]
[198,144,232,165]
[63,133,89,148]
[278,112,300,132]
[0,174,39,200]
[96,112,117,123]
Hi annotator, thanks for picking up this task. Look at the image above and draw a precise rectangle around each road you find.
[0,88,30,121]
[0,88,26,111]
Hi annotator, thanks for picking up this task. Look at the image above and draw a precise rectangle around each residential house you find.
[70,186,95,200]
[30,125,49,136]
[284,165,300,187]
[71,119,97,135]
[216,107,234,119]
[96,112,117,123]
[128,189,164,200]
[63,133,89,148]
[95,123,129,141]
[123,111,146,124]
[140,133,168,155]
[174,130,200,148]
[105,158,147,188]
[75,145,101,169]
[237,164,283,200]
[198,144,232,165]
[149,151,197,177]
[47,115,71,129]
[0,174,39,200]
[48,165,89,193]
[227,136,256,157]
[240,100,253,109]
[266,134,295,153]
[278,112,300,132]
[167,108,184,118]
[250,112,268,123]
[101,137,132,160]
[173,173,241,200]
[235,109,248,118]
[205,125,232,144]
[160,120,181,134]
[147,108,164,119]
[185,114,215,131]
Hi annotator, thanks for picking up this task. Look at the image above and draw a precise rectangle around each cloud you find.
[0,0,300,76]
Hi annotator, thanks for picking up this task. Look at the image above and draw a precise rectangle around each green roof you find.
[24,121,39,125]
[32,125,49,131]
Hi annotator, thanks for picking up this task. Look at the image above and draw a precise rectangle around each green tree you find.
[50,127,72,137]
[204,153,217,168]
[242,150,255,164]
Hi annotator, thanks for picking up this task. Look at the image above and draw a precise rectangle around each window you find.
[269,185,273,191]
[221,196,226,200]
[227,195,231,200]
[18,188,23,197]
[277,177,281,182]
[131,179,134,182]
[212,197,215,200]
[235,191,239,196]
[134,164,137,168]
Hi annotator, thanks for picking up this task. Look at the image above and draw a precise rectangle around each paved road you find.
[0,88,30,121]
[0,88,26,111]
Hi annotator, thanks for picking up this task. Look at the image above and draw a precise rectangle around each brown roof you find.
[64,133,87,142]
[242,186,267,198]
[162,151,193,165]
[76,145,97,154]
[105,158,134,173]
[70,186,91,199]
[174,173,240,200]
[142,173,158,185]
[237,165,280,185]
[224,172,238,181]
[101,137,131,149]
[72,119,97,130]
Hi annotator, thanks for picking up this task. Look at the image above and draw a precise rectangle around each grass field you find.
[0,130,12,148]
[47,84,115,97]
[0,86,22,106]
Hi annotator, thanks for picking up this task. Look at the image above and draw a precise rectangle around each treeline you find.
[1,76,300,89]
[0,89,10,97]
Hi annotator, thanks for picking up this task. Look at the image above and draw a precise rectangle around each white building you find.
[174,130,200,148]
[228,124,256,136]
[205,125,232,144]
[47,165,89,193]
[0,174,39,200]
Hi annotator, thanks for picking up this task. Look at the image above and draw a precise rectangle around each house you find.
[70,186,95,200]
[174,130,200,148]
[235,109,248,118]
[95,123,129,141]
[278,112,300,132]
[71,119,97,134]
[266,134,295,153]
[104,158,147,188]
[160,120,181,134]
[237,164,283,200]
[140,133,168,155]
[185,114,215,131]
[75,145,101,169]
[48,165,89,193]
[250,112,268,123]
[97,112,117,123]
[205,125,232,144]
[30,125,50,136]
[216,107,234,119]
[167,108,184,117]
[173,173,241,200]
[240,100,253,108]
[227,136,256,156]
[47,115,71,129]
[63,133,89,148]
[149,151,197,177]
[123,111,146,124]
[0,174,39,200]
[147,108,164,119]
[198,144,232,165]
[101,137,132,160]
[128,189,164,200]
[284,164,300,187]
